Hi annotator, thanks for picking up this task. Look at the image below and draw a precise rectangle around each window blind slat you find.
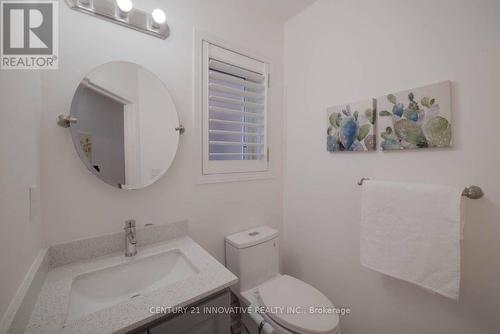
[209,153,264,156]
[209,106,264,118]
[209,59,264,83]
[209,71,265,92]
[208,119,264,128]
[209,95,264,109]
[209,130,264,137]
[209,141,264,147]
[209,83,264,100]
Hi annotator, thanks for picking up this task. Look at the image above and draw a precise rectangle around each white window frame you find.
[194,31,273,184]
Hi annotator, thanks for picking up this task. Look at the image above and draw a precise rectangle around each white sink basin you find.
[66,249,198,321]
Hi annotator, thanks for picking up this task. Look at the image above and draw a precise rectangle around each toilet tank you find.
[225,226,279,294]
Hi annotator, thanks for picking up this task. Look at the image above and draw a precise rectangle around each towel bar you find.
[357,178,484,199]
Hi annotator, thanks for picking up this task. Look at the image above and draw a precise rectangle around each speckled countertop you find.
[25,237,238,334]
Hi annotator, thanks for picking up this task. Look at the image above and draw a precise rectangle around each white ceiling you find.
[234,0,317,23]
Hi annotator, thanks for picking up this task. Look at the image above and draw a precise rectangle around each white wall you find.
[284,0,500,333]
[0,72,43,322]
[40,0,284,263]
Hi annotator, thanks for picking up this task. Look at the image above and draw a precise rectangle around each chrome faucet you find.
[124,220,137,257]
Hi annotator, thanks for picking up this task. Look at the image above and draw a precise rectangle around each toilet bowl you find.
[225,226,340,334]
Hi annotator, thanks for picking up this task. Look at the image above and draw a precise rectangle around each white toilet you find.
[225,226,340,334]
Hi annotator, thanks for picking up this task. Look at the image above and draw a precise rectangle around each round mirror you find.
[69,61,180,189]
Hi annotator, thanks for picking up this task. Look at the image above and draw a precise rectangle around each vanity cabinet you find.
[146,291,231,334]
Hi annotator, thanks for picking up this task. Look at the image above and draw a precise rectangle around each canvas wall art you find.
[378,81,452,150]
[327,98,376,152]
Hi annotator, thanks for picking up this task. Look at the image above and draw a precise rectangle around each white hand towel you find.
[360,180,462,300]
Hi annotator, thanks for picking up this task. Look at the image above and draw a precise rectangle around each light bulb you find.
[116,0,132,18]
[151,9,166,28]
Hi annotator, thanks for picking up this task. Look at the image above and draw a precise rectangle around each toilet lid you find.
[258,275,339,334]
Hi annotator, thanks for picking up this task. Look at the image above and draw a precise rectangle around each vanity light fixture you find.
[116,0,132,19]
[65,0,169,39]
[151,9,166,29]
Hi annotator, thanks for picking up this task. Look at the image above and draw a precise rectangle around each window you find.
[200,40,269,180]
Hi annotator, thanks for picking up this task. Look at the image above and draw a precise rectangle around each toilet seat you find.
[258,275,339,334]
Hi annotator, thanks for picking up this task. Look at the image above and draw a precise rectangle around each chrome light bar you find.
[65,0,169,39]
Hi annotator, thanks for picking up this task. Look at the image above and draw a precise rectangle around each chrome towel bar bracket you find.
[461,185,484,199]
[357,178,484,199]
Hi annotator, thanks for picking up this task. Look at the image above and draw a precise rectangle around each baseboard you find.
[0,248,49,334]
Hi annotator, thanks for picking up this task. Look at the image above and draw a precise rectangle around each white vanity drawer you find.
[149,291,231,334]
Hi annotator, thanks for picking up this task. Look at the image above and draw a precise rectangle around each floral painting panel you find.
[378,81,452,150]
[327,98,376,152]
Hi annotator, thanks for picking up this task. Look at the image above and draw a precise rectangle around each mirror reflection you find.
[69,61,179,189]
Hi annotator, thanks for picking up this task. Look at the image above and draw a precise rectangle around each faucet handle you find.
[125,219,136,228]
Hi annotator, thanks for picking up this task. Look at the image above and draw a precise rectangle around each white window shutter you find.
[202,42,269,175]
